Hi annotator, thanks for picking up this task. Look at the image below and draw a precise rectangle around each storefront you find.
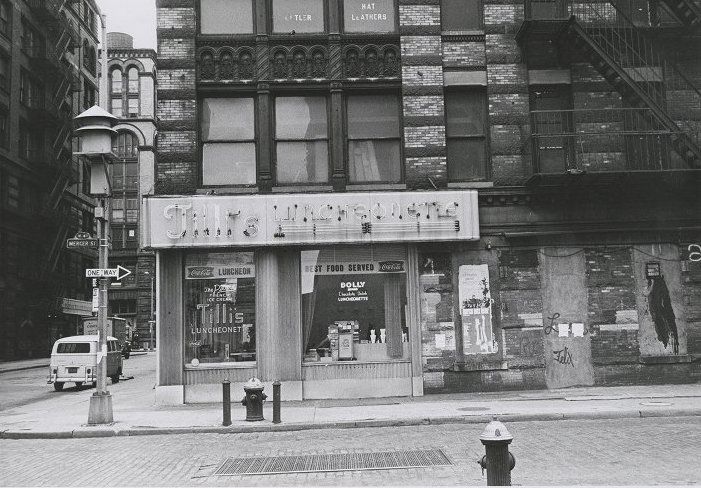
[143,190,479,403]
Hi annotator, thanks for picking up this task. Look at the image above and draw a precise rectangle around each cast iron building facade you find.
[102,32,157,349]
[150,0,701,404]
[0,0,101,360]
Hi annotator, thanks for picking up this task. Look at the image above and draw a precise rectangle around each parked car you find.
[48,335,123,391]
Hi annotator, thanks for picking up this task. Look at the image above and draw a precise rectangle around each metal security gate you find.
[214,449,452,475]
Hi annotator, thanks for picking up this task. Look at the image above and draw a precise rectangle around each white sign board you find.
[142,191,479,249]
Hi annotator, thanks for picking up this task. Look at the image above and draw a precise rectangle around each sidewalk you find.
[1,372,700,439]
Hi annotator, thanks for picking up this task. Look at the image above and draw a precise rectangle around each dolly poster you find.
[459,264,496,354]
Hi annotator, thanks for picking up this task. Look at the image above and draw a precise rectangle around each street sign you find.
[67,238,99,249]
[67,232,99,249]
[92,288,99,313]
[85,265,132,281]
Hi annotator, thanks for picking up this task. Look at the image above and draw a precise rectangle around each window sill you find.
[185,362,256,370]
[447,181,493,188]
[272,185,334,193]
[302,359,410,366]
[196,187,259,195]
[345,183,407,191]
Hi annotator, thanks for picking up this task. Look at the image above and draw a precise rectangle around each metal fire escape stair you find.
[656,0,701,27]
[561,19,701,168]
[518,0,701,170]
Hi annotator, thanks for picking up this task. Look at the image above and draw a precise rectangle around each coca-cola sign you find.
[186,266,215,279]
[379,261,404,272]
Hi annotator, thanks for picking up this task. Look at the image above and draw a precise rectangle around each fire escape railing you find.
[522,0,701,169]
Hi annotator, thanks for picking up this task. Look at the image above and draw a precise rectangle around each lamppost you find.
[74,106,118,424]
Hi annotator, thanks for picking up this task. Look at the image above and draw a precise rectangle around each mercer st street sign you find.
[85,265,132,281]
[67,232,99,249]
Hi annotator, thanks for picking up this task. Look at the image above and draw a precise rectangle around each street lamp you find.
[74,105,118,425]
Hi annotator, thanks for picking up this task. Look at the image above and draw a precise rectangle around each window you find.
[111,97,122,117]
[83,79,96,109]
[529,85,573,173]
[275,97,328,184]
[201,98,256,186]
[127,98,139,118]
[0,52,8,92]
[200,0,253,34]
[343,0,396,33]
[127,67,139,93]
[21,22,41,55]
[57,343,91,354]
[112,198,124,222]
[301,246,409,363]
[445,89,488,181]
[347,94,401,183]
[125,227,137,248]
[18,122,41,161]
[441,0,483,30]
[112,132,139,159]
[125,197,138,222]
[184,252,256,365]
[273,0,325,33]
[0,1,10,37]
[111,69,122,94]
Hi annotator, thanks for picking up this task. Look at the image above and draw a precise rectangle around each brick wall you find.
[156,0,197,194]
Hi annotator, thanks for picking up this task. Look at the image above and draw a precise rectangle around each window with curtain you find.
[441,0,483,30]
[347,94,401,183]
[445,89,488,181]
[128,67,139,93]
[184,252,256,365]
[301,246,409,363]
[343,0,396,32]
[201,98,256,186]
[275,96,328,184]
[200,0,253,34]
[272,0,325,33]
[111,69,122,94]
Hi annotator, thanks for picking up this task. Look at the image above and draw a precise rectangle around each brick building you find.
[0,0,102,360]
[150,0,701,403]
[101,32,157,349]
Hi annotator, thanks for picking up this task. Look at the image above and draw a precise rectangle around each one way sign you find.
[85,265,133,281]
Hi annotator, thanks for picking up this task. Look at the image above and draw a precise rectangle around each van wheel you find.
[75,382,83,389]
[53,382,64,391]
[92,381,97,388]
[111,374,120,384]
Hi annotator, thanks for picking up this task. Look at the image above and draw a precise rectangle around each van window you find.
[56,343,91,354]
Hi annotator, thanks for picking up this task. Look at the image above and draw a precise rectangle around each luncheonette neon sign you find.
[145,191,479,248]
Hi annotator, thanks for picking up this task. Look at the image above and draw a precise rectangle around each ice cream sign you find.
[143,190,479,248]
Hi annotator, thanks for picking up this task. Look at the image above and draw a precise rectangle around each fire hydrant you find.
[477,418,516,486]
[241,377,266,421]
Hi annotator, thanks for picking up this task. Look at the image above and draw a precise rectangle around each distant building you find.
[0,0,102,360]
[101,32,157,349]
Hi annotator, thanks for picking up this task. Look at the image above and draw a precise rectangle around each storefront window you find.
[184,252,256,365]
[301,246,409,363]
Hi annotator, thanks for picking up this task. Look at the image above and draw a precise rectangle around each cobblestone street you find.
[1,417,699,486]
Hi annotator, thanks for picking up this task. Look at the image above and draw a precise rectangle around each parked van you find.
[48,335,123,391]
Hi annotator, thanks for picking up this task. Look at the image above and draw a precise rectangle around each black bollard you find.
[272,380,281,424]
[222,380,231,426]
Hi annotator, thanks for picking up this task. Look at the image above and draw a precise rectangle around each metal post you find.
[88,197,113,424]
[222,380,231,426]
[149,277,154,351]
[272,380,281,424]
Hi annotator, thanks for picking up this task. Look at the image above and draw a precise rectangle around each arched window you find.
[112,131,138,159]
[111,68,122,94]
[127,67,139,93]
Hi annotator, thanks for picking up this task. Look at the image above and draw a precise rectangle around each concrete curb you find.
[0,364,49,374]
[2,408,700,440]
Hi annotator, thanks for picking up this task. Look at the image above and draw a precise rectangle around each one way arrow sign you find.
[85,265,133,281]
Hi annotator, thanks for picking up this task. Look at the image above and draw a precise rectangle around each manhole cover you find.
[213,449,452,475]
[457,406,490,412]
[640,401,672,406]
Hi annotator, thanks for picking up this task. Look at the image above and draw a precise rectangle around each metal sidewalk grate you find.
[214,449,452,475]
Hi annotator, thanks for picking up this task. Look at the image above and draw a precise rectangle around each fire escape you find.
[24,0,82,306]
[517,0,701,188]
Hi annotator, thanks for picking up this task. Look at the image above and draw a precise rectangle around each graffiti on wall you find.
[644,262,679,354]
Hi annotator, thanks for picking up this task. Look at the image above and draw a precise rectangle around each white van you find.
[48,335,123,391]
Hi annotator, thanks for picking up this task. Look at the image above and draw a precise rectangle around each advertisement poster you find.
[459,264,496,354]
